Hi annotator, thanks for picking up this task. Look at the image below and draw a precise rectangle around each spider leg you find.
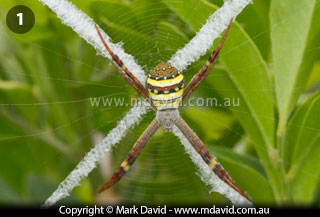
[182,19,233,103]
[95,25,150,101]
[99,118,160,193]
[175,116,249,200]
[110,61,157,110]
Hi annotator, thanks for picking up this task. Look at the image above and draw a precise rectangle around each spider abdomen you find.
[147,63,185,111]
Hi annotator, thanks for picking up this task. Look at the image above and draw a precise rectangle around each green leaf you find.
[236,0,271,60]
[206,21,280,200]
[290,136,320,204]
[208,25,275,164]
[284,93,320,169]
[183,107,234,142]
[270,0,320,134]
[161,0,217,32]
[90,0,140,31]
[284,92,320,203]
[306,61,320,90]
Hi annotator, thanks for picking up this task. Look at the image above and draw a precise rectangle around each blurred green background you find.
[0,0,320,206]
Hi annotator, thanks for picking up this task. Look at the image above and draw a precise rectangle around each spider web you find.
[37,0,253,207]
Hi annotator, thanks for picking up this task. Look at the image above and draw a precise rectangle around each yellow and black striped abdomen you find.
[147,63,184,110]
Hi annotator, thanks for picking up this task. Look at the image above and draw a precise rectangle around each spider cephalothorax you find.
[95,19,249,200]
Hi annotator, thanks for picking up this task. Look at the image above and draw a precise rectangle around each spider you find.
[95,19,249,200]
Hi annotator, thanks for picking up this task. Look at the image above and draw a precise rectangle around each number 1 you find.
[17,13,23,25]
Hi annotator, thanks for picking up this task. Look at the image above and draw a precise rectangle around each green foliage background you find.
[0,0,320,206]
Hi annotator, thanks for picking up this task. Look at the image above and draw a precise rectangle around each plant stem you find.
[276,118,290,204]
[264,146,284,204]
